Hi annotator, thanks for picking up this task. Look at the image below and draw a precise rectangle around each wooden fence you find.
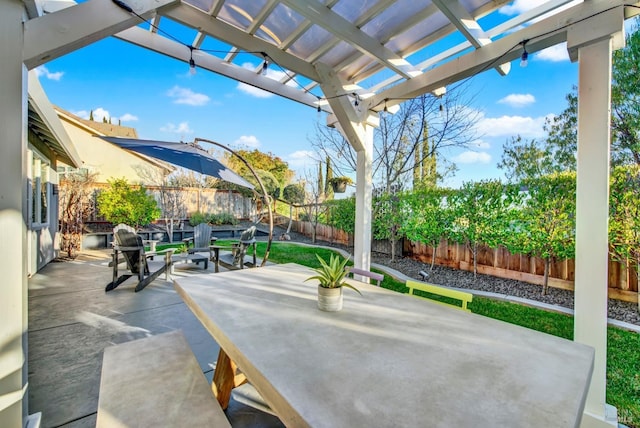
[289,221,638,304]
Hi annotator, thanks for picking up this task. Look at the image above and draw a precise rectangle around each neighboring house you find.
[27,72,82,275]
[55,107,173,185]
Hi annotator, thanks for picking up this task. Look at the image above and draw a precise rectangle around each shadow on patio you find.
[27,249,283,428]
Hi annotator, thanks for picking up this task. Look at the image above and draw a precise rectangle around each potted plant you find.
[328,176,353,193]
[306,254,361,311]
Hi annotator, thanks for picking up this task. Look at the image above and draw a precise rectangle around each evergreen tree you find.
[89,110,94,121]
[324,156,334,200]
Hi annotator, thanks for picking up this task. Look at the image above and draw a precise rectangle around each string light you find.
[261,53,269,76]
[383,98,388,113]
[520,40,529,68]
[188,46,196,75]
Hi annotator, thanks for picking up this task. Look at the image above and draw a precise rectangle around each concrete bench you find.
[97,330,231,427]
[406,279,473,312]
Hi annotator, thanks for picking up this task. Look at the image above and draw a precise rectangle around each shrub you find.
[97,178,160,228]
[189,211,208,226]
[208,213,237,225]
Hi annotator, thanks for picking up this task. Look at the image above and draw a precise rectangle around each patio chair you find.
[213,226,257,271]
[183,222,217,266]
[106,226,174,292]
[345,266,384,287]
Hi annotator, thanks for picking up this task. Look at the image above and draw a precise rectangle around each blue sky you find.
[37,0,588,189]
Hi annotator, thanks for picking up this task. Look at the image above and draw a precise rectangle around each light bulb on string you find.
[383,99,388,114]
[520,41,529,68]
[261,54,269,76]
[188,46,196,75]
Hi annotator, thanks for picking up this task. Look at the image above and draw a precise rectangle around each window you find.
[30,153,50,227]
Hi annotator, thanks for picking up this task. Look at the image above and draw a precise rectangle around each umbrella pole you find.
[194,138,273,267]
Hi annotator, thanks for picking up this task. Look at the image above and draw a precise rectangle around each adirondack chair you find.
[183,223,217,265]
[213,226,257,271]
[106,225,174,292]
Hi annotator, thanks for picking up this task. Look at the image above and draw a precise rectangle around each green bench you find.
[406,279,473,312]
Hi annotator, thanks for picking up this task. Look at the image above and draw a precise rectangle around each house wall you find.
[26,141,60,275]
[57,117,167,185]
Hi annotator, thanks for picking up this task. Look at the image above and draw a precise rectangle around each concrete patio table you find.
[173,263,594,428]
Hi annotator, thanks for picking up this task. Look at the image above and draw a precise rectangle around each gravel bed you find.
[264,225,639,327]
[371,254,640,327]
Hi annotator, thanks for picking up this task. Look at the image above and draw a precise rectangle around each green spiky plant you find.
[306,254,362,295]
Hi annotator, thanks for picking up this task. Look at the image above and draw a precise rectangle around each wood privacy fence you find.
[291,221,638,304]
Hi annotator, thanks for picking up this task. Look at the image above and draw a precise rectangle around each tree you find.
[281,183,305,235]
[611,22,640,165]
[58,170,97,258]
[300,167,326,243]
[372,190,405,261]
[311,85,478,191]
[498,136,557,182]
[608,164,640,310]
[501,22,640,179]
[513,173,577,295]
[97,178,161,228]
[448,180,520,278]
[324,156,334,200]
[402,187,452,270]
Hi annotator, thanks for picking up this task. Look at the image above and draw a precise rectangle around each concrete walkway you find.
[27,249,283,428]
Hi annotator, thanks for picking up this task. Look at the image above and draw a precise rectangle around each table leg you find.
[211,348,246,409]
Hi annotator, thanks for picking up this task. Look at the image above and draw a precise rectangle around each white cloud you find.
[453,151,492,164]
[74,107,110,122]
[119,113,138,122]
[286,150,317,168]
[72,110,90,120]
[166,86,210,106]
[535,43,570,62]
[476,114,551,138]
[499,0,548,15]
[234,135,260,148]
[236,63,297,98]
[498,93,535,108]
[160,121,193,135]
[35,65,64,81]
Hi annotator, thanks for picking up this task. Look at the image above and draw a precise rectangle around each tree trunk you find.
[285,205,293,234]
[471,243,478,279]
[165,218,174,243]
[430,243,436,271]
[542,258,550,296]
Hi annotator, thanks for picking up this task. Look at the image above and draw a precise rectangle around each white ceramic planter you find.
[317,286,343,311]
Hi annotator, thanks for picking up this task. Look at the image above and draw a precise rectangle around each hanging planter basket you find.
[329,177,352,194]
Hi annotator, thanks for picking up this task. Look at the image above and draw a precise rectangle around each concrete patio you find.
[27,249,283,428]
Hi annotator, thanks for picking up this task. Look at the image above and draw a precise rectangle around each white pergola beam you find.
[115,26,324,110]
[23,0,178,69]
[368,0,632,112]
[316,63,367,152]
[162,4,321,82]
[281,0,421,79]
[430,0,510,76]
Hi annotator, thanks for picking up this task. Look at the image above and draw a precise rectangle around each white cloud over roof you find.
[167,86,210,106]
[498,93,536,108]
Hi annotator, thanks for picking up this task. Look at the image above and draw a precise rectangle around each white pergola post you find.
[573,39,617,428]
[353,126,374,271]
[0,0,28,426]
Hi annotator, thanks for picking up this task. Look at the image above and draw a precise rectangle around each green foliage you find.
[97,178,160,228]
[325,197,356,234]
[189,211,208,226]
[401,187,452,270]
[189,211,237,226]
[498,136,559,182]
[282,183,305,204]
[224,149,294,186]
[512,172,576,294]
[305,254,361,294]
[609,165,640,279]
[324,157,334,199]
[448,180,521,276]
[372,191,407,260]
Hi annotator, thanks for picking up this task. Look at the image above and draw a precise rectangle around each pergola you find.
[1,0,635,425]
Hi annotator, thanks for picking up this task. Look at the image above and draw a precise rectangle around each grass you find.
[254,241,639,427]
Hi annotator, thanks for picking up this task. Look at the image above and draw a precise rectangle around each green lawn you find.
[159,240,640,426]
